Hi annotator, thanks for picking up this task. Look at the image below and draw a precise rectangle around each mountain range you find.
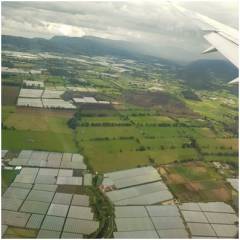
[2,35,238,89]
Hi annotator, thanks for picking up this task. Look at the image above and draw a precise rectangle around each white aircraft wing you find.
[173,3,239,84]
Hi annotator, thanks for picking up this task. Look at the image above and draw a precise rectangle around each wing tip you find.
[202,45,217,54]
[228,77,239,85]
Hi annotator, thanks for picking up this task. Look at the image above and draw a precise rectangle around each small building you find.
[23,80,44,89]
[73,97,110,105]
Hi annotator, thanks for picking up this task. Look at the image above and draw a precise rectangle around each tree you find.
[67,117,78,129]
[67,109,83,129]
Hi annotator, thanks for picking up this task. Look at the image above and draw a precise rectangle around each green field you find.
[82,148,149,173]
[148,148,199,164]
[75,117,237,172]
[2,129,78,152]
[186,98,238,127]
[2,106,238,172]
[139,137,190,149]
[1,51,238,175]
[81,139,141,153]
[138,126,216,138]
[2,106,16,122]
[4,111,72,134]
[2,107,77,152]
[80,116,130,125]
[129,115,175,125]
[2,169,20,192]
[77,126,141,140]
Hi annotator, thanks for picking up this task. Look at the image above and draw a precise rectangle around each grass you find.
[149,148,199,164]
[2,108,77,152]
[196,137,238,159]
[4,111,72,134]
[77,126,141,140]
[129,115,175,124]
[83,150,149,173]
[75,122,236,172]
[197,138,238,150]
[2,106,16,122]
[139,126,215,138]
[186,98,238,127]
[176,117,208,127]
[80,116,130,125]
[4,227,38,238]
[2,129,78,152]
[79,138,149,172]
[139,137,191,150]
[2,169,20,193]
[80,139,141,153]
[78,138,200,172]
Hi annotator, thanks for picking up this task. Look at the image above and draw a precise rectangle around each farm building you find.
[19,89,43,98]
[2,148,98,238]
[179,202,238,238]
[42,99,76,109]
[73,97,110,104]
[42,90,64,99]
[23,80,44,89]
[9,150,86,170]
[113,205,188,238]
[2,67,27,74]
[102,167,173,205]
[17,98,43,108]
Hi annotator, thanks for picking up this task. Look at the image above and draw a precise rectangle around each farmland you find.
[2,86,20,105]
[1,2,239,238]
[2,50,238,174]
[161,161,233,203]
[4,109,73,133]
[2,129,78,152]
[1,46,239,240]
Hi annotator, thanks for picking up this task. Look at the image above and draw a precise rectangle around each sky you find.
[2,0,239,62]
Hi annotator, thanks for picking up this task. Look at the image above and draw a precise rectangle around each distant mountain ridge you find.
[2,35,173,65]
[2,35,238,89]
[177,59,238,89]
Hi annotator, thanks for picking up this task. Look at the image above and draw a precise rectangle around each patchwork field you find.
[186,98,238,130]
[2,102,238,173]
[2,48,239,239]
[2,52,238,176]
[161,162,233,203]
[123,90,197,116]
[74,113,238,172]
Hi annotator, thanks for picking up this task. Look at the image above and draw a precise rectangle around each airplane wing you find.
[173,3,239,84]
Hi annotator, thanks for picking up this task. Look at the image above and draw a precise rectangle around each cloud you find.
[2,0,238,62]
